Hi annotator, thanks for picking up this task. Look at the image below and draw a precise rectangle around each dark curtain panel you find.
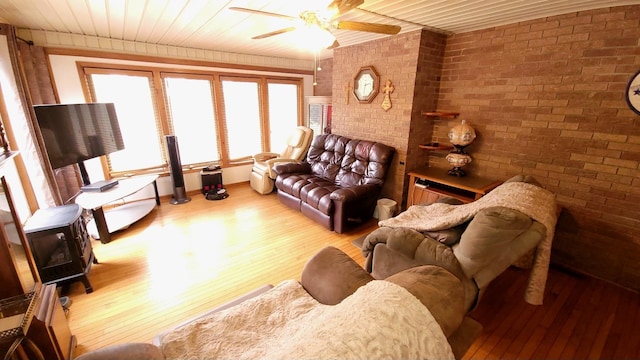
[0,23,64,207]
[11,26,82,204]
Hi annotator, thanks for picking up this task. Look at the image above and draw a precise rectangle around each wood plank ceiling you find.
[0,0,639,60]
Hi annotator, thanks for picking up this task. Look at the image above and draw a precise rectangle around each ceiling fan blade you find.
[252,27,297,40]
[327,0,364,16]
[327,39,340,49]
[228,7,297,21]
[333,21,401,35]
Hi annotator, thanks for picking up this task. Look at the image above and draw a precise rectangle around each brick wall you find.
[407,31,448,186]
[314,58,333,96]
[331,30,445,203]
[438,5,640,290]
[327,5,640,291]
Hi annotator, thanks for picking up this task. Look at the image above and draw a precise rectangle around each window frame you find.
[76,62,304,178]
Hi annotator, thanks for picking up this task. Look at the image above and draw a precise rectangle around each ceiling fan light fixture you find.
[296,23,336,51]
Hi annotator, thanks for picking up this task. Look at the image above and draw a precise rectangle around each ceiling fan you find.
[229,0,401,49]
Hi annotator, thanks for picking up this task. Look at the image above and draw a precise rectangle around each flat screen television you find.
[33,102,125,185]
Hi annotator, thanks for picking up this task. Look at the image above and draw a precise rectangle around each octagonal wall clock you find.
[626,69,640,116]
[353,66,380,104]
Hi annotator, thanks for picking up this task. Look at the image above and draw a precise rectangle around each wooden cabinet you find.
[0,283,75,360]
[28,284,76,360]
[408,167,501,207]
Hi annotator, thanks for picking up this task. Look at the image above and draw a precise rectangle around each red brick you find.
[326,5,640,292]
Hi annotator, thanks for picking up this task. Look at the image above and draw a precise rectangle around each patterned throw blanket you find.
[378,181,557,305]
[158,280,454,360]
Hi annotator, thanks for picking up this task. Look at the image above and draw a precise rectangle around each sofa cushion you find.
[301,246,373,305]
[306,134,347,183]
[369,227,464,280]
[472,220,546,289]
[453,206,533,280]
[386,265,465,338]
[424,226,465,246]
[337,140,392,187]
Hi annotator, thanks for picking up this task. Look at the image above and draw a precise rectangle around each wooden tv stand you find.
[407,167,501,207]
[75,175,160,243]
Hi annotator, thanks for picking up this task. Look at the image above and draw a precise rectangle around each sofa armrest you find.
[253,152,279,161]
[301,246,373,305]
[386,265,465,338]
[273,161,311,175]
[329,184,379,202]
[265,158,302,178]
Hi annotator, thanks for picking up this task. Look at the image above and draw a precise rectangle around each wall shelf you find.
[418,143,453,151]
[422,111,460,118]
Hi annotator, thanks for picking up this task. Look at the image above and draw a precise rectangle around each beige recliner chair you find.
[250,126,313,194]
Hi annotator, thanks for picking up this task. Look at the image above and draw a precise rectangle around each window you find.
[88,70,164,173]
[220,78,261,161]
[80,64,303,177]
[164,75,220,165]
[268,82,300,150]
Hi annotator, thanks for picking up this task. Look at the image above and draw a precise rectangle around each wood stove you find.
[23,204,97,293]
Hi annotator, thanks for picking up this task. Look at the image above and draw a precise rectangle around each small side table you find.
[407,167,502,207]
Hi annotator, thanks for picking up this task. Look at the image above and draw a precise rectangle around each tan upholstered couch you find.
[75,246,481,360]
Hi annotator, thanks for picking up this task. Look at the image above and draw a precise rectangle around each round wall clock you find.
[625,69,640,116]
[353,66,380,104]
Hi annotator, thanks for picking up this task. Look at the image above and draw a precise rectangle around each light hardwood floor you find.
[64,182,640,359]
[66,182,377,356]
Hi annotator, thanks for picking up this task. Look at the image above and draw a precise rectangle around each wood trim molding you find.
[36,36,314,75]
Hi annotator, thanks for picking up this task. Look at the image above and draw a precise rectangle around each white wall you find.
[47,53,315,197]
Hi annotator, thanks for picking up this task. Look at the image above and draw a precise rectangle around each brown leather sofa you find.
[273,134,395,233]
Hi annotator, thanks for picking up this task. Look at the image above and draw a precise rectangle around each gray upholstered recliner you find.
[249,126,313,194]
[362,207,546,313]
[75,246,480,359]
[361,175,556,312]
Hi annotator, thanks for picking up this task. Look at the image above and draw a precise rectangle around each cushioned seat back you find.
[453,206,546,290]
[337,139,394,187]
[281,126,314,161]
[306,134,394,187]
[306,134,349,183]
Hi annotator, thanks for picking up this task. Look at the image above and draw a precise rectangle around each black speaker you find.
[165,135,191,204]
